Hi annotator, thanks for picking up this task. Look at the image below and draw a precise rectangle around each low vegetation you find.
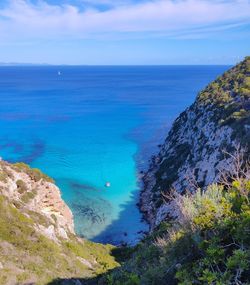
[12,162,55,183]
[197,56,250,143]
[99,157,250,285]
[0,170,118,285]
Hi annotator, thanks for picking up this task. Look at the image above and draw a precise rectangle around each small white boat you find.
[58,71,61,76]
[105,182,111,188]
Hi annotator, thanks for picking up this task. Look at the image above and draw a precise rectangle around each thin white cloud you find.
[81,0,133,7]
[0,0,249,42]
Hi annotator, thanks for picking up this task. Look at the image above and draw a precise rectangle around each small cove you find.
[0,65,229,244]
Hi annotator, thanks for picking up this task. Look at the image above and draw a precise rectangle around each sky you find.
[0,0,249,65]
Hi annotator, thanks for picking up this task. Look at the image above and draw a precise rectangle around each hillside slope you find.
[0,160,118,285]
[100,171,250,285]
[141,57,250,228]
[95,57,250,285]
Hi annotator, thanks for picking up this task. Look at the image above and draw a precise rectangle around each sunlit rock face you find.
[0,160,74,241]
[140,57,250,228]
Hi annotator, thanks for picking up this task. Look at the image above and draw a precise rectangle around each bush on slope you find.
[100,161,250,285]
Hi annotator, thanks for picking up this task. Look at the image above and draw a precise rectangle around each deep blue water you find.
[0,65,229,245]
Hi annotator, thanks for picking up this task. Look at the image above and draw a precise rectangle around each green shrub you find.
[174,181,250,284]
[21,191,36,203]
[13,162,54,183]
[16,179,27,194]
[102,173,250,285]
[0,171,8,183]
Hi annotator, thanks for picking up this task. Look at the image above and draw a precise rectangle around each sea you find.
[0,65,229,245]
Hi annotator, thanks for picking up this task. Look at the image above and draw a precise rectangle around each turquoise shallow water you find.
[0,65,229,244]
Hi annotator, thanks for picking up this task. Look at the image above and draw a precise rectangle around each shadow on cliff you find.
[47,272,111,285]
[47,244,138,285]
[46,243,134,285]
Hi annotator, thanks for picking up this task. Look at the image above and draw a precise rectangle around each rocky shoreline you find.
[139,154,161,230]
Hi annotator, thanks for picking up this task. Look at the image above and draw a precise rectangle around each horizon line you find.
[0,63,233,67]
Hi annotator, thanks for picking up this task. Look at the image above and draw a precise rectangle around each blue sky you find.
[0,0,249,65]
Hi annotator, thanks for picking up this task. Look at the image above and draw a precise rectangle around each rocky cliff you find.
[0,160,74,241]
[140,56,250,228]
[0,160,118,285]
[93,57,250,285]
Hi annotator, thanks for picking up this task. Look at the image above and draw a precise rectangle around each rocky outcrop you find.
[0,160,74,241]
[140,57,250,229]
[0,160,119,284]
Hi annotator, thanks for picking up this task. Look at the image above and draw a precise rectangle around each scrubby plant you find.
[16,179,27,194]
[196,57,250,133]
[101,153,250,285]
[21,190,36,203]
[0,171,8,183]
[13,162,54,183]
[172,171,249,283]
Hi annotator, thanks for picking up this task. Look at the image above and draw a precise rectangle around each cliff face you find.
[140,57,250,228]
[0,160,74,241]
[0,160,118,285]
[94,58,250,285]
